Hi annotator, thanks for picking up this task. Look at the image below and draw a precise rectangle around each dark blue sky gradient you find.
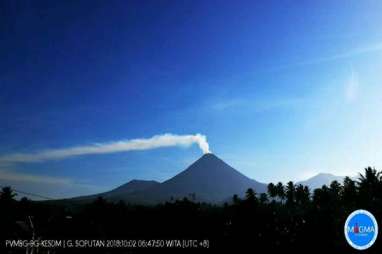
[1,1,382,198]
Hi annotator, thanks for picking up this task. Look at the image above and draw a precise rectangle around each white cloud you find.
[0,133,210,164]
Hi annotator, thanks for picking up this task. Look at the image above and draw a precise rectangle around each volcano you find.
[139,153,267,203]
[66,153,267,204]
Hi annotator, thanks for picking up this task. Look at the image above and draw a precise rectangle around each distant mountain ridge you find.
[71,179,160,202]
[67,153,267,204]
[297,173,346,190]
[60,155,347,204]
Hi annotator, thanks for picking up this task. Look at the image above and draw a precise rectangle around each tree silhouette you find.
[232,194,241,205]
[303,186,310,201]
[2,167,382,252]
[329,180,341,202]
[285,181,295,206]
[267,183,277,199]
[275,182,285,202]
[358,167,381,208]
[245,188,257,202]
[0,186,17,202]
[358,167,380,195]
[259,193,268,204]
[0,186,17,211]
[341,176,357,208]
[312,185,331,209]
[295,184,310,205]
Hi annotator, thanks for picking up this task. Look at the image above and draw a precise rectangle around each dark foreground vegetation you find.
[1,167,382,253]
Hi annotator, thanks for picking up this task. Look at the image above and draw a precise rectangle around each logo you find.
[344,209,378,250]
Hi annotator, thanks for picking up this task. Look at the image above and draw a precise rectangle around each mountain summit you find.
[58,155,348,205]
[138,153,267,203]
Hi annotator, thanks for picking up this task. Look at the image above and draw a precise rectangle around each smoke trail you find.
[0,133,211,163]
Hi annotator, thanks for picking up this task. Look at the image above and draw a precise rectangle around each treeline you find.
[227,167,382,252]
[1,167,381,253]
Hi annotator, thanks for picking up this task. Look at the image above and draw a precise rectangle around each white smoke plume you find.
[0,133,211,164]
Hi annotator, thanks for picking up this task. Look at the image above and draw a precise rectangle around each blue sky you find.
[1,0,382,198]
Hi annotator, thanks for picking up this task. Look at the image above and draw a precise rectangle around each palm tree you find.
[0,187,17,215]
[358,167,380,192]
[342,176,357,207]
[0,186,17,202]
[357,167,381,205]
[303,186,310,198]
[329,180,342,201]
[267,183,277,199]
[259,193,269,204]
[276,182,285,202]
[295,184,310,205]
[245,188,257,202]
[232,194,241,205]
[286,181,295,205]
[358,167,380,182]
[313,185,330,208]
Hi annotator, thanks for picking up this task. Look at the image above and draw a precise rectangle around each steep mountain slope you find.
[135,153,267,203]
[63,153,267,204]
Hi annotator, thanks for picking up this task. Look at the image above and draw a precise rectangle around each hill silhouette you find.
[297,173,346,189]
[67,153,267,204]
[2,167,382,252]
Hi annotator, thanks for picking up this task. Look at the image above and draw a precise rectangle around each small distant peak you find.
[315,173,335,177]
